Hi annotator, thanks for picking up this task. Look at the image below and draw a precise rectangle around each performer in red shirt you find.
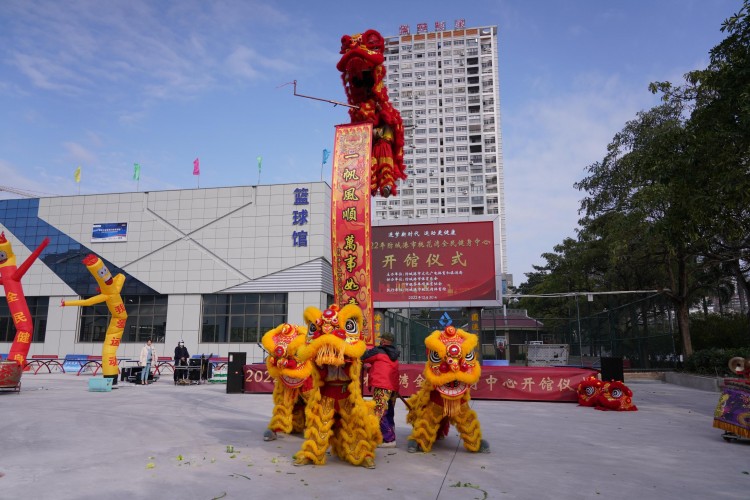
[363,332,400,447]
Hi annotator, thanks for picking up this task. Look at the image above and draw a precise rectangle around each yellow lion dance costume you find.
[406,325,490,454]
[261,323,313,441]
[293,304,381,469]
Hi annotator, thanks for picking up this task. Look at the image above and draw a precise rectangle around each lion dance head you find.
[424,325,481,415]
[262,323,311,394]
[596,380,638,411]
[337,29,406,198]
[299,304,367,367]
[576,375,603,407]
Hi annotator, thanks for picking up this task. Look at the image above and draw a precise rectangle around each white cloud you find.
[63,142,98,166]
[503,74,659,280]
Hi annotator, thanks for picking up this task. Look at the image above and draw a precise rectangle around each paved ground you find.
[0,373,747,500]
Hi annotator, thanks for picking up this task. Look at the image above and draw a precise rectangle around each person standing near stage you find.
[174,340,190,383]
[138,339,157,385]
[362,332,400,447]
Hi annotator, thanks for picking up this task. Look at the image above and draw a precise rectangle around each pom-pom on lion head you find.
[261,323,311,389]
[298,304,366,367]
[424,326,480,401]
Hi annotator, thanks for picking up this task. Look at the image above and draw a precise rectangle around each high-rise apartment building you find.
[376,23,508,276]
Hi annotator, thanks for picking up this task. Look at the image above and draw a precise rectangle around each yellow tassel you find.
[443,397,461,418]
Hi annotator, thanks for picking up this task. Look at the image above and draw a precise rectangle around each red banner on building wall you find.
[331,123,375,345]
[244,364,598,402]
[371,221,496,303]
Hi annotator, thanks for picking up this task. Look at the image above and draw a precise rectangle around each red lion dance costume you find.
[337,29,406,198]
[406,326,490,454]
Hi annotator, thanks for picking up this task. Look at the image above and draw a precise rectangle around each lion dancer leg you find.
[265,385,297,441]
[451,400,490,453]
[407,402,444,453]
[294,393,335,466]
[334,397,379,468]
[372,388,396,443]
[371,126,398,197]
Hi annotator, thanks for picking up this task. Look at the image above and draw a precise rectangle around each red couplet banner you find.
[243,364,598,402]
[371,220,496,303]
[331,122,375,345]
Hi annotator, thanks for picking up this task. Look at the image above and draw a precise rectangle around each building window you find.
[201,293,287,343]
[78,295,167,343]
[0,296,48,343]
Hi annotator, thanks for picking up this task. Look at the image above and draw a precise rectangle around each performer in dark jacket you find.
[362,332,400,447]
[174,340,190,383]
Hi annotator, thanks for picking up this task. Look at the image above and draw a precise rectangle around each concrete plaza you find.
[0,373,747,499]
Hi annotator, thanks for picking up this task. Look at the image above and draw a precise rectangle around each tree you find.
[575,103,718,357]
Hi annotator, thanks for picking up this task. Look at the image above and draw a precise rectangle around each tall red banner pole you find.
[330,123,375,347]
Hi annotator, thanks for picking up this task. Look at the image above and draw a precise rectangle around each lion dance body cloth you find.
[293,304,381,469]
[406,326,490,453]
[261,323,313,441]
[337,29,406,198]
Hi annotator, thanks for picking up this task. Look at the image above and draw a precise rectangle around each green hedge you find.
[683,347,750,376]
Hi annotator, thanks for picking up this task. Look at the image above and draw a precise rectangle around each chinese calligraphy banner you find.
[371,220,499,306]
[331,123,375,345]
[243,364,598,402]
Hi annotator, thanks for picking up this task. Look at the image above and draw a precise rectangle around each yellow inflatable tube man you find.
[62,254,127,382]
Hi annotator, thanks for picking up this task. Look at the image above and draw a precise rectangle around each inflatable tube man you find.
[406,325,490,453]
[261,323,314,441]
[293,304,381,469]
[0,233,49,367]
[62,254,126,382]
[337,29,406,198]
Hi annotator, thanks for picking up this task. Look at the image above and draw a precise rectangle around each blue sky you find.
[0,0,741,284]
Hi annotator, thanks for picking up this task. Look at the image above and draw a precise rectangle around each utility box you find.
[527,344,569,367]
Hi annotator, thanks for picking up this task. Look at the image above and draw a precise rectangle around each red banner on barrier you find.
[244,364,598,402]
[331,123,375,345]
[371,220,496,303]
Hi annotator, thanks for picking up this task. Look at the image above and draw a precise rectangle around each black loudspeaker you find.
[600,357,624,382]
[227,352,246,394]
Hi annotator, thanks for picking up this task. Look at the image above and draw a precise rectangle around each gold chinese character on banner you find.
[342,207,358,222]
[343,234,358,252]
[342,168,360,182]
[343,277,360,291]
[342,187,360,201]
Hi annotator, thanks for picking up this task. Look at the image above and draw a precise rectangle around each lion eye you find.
[611,389,623,398]
[464,351,475,362]
[344,319,357,333]
[429,350,441,363]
